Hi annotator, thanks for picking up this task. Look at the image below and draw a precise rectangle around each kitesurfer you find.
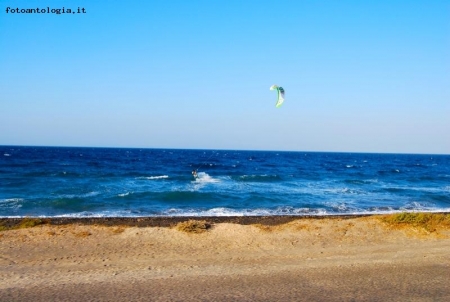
[192,170,198,178]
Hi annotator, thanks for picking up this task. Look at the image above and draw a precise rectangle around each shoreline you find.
[0,214,374,228]
[2,212,450,228]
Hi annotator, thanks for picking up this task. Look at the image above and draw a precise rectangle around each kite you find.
[270,85,285,108]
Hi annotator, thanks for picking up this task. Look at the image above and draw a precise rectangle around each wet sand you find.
[1,215,449,301]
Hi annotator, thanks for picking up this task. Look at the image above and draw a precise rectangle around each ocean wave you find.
[0,198,24,210]
[157,207,332,217]
[237,174,282,182]
[0,198,24,204]
[322,187,366,195]
[136,175,169,180]
[58,191,101,199]
[343,179,378,185]
[162,207,244,217]
[400,201,436,211]
[377,169,401,175]
[3,206,450,218]
[194,172,219,183]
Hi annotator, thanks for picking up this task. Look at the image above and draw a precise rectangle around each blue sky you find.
[1,0,449,153]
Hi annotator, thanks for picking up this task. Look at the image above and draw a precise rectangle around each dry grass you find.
[0,218,50,231]
[253,219,316,232]
[18,218,49,229]
[175,220,211,234]
[379,212,450,233]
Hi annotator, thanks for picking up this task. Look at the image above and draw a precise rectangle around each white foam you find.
[137,175,169,180]
[4,206,450,218]
[59,191,100,199]
[0,198,24,204]
[0,198,23,210]
[4,153,11,156]
[194,172,219,183]
[203,207,244,216]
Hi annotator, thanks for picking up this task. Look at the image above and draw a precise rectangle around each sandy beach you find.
[1,215,449,301]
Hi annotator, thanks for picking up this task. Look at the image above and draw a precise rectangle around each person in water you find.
[192,170,198,178]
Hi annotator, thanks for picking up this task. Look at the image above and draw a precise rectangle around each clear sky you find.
[1,0,449,154]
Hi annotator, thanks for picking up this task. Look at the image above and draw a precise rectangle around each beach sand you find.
[1,215,449,301]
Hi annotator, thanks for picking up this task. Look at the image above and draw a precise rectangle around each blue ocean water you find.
[1,146,449,218]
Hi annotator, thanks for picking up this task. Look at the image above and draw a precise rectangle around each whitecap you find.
[194,172,219,183]
[204,207,245,216]
[137,175,169,180]
[83,191,100,197]
[0,198,24,204]
[0,198,24,210]
[59,191,100,199]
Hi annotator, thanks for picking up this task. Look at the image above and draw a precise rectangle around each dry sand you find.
[1,216,449,301]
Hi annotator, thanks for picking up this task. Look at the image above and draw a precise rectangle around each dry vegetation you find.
[253,220,314,232]
[0,218,50,231]
[379,212,450,233]
[175,220,211,233]
[253,213,450,236]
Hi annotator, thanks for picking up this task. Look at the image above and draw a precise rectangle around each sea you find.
[1,146,449,218]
